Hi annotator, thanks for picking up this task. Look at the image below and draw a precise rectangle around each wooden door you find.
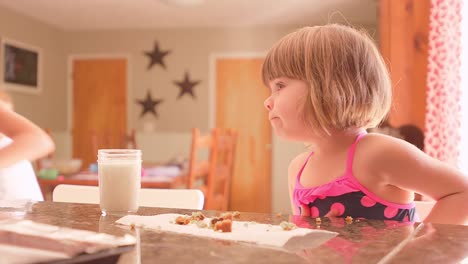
[379,0,429,129]
[72,58,127,167]
[216,57,272,213]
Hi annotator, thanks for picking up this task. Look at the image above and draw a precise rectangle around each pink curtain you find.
[425,0,462,166]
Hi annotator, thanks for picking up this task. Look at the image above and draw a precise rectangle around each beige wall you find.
[63,27,299,132]
[0,6,67,131]
[64,25,377,133]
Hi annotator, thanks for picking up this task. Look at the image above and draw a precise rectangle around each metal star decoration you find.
[144,41,171,70]
[174,71,201,99]
[136,91,163,118]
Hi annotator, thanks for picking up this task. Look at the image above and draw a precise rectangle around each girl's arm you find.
[363,134,468,225]
[0,106,55,168]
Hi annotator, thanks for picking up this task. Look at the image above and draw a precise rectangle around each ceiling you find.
[0,0,377,31]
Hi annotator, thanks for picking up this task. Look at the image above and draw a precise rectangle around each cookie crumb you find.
[214,219,232,232]
[315,217,322,225]
[220,212,233,220]
[190,212,206,221]
[175,215,191,225]
[279,221,297,231]
[232,211,241,218]
[196,221,208,228]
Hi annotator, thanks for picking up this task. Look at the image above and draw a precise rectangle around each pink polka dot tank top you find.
[293,133,417,222]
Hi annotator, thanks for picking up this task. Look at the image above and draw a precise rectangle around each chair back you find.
[52,184,204,210]
[414,200,435,221]
[91,129,138,155]
[187,128,213,190]
[88,129,138,168]
[124,129,138,149]
[187,128,237,211]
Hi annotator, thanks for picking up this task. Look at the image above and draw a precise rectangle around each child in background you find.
[0,90,54,201]
[262,24,468,225]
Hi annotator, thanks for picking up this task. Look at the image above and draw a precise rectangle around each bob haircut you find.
[262,24,392,136]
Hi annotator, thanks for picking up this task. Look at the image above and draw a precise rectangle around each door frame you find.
[67,54,132,133]
[208,52,266,129]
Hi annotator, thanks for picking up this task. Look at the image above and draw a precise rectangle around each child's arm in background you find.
[364,134,468,225]
[288,152,311,216]
[0,106,55,168]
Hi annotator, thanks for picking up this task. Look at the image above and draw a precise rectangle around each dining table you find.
[37,167,186,200]
[3,201,468,264]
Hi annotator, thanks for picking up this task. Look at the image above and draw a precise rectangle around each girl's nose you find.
[264,96,273,111]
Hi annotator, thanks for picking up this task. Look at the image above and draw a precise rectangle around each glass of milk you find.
[98,149,142,216]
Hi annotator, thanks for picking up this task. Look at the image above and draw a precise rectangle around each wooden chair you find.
[90,129,138,155]
[214,128,237,211]
[187,128,237,211]
[414,200,435,221]
[53,184,204,210]
[369,121,424,151]
[124,129,138,149]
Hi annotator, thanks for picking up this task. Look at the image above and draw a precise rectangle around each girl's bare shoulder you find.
[354,132,425,177]
[357,132,419,158]
[288,151,311,179]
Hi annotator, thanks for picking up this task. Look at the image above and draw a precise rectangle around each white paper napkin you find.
[116,213,337,250]
[0,199,33,210]
[0,219,136,264]
[0,219,136,249]
[0,200,34,219]
[0,244,69,264]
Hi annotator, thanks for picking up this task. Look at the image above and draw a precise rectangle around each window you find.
[459,0,468,174]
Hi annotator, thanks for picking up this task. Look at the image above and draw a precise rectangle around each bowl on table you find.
[40,159,83,175]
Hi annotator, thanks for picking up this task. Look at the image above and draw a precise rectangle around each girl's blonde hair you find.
[262,24,392,135]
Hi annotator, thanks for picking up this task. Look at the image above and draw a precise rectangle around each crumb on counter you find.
[175,215,191,225]
[211,212,238,228]
[315,217,322,224]
[190,212,206,221]
[210,217,223,227]
[345,216,353,224]
[196,221,208,228]
[220,212,233,220]
[279,221,297,231]
[214,219,232,232]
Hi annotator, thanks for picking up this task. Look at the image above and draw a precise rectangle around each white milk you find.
[98,149,142,215]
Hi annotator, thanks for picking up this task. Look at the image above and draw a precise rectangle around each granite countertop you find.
[16,202,468,263]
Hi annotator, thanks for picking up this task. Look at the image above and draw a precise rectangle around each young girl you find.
[0,90,54,200]
[262,24,468,225]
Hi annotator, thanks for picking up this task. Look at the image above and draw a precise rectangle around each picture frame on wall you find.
[1,38,42,94]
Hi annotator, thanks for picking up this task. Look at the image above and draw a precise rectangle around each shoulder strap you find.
[296,152,314,184]
[345,133,367,173]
